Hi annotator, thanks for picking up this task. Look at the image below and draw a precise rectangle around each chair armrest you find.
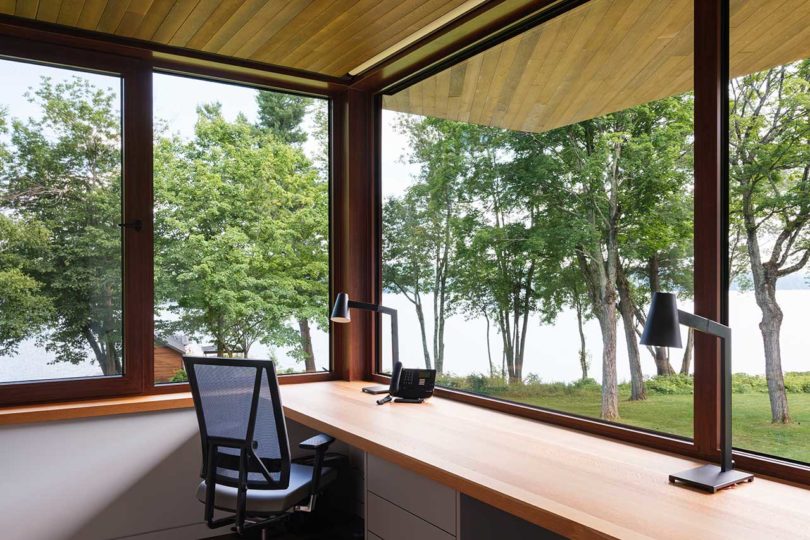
[299,434,335,502]
[299,433,335,451]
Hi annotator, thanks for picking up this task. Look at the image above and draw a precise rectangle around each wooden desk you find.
[281,381,810,540]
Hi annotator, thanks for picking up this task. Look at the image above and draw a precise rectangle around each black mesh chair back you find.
[184,357,291,490]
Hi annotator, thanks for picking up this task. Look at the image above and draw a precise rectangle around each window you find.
[0,58,124,384]
[728,9,810,464]
[381,0,697,438]
[152,74,330,383]
[0,36,333,406]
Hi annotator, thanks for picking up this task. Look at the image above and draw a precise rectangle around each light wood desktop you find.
[280,380,810,540]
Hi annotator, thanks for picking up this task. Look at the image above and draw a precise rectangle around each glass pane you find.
[0,59,123,383]
[152,74,329,383]
[729,1,810,463]
[381,0,695,437]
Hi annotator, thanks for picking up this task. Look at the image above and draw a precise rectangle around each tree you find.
[256,91,311,144]
[455,127,567,384]
[383,194,435,368]
[383,117,467,373]
[253,91,328,371]
[729,60,810,423]
[1,77,124,374]
[154,104,327,370]
[561,95,693,418]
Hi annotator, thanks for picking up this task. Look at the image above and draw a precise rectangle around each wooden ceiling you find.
[383,0,810,134]
[0,0,479,78]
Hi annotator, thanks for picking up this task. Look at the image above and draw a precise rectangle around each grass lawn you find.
[484,388,810,463]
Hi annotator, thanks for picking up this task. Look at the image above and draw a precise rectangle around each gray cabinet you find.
[365,453,457,539]
[364,453,566,540]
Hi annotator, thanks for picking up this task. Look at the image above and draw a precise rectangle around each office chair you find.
[184,356,338,537]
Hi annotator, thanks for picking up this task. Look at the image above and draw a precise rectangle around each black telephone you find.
[376,361,436,405]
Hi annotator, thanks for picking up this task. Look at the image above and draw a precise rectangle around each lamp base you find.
[669,464,754,493]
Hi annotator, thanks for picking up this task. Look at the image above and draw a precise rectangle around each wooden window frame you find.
[0,26,347,408]
[368,0,810,486]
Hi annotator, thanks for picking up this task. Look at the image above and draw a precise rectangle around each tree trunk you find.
[680,329,693,375]
[414,300,433,369]
[574,294,589,381]
[484,312,495,378]
[759,291,791,423]
[618,269,646,400]
[83,325,113,376]
[298,318,316,372]
[654,347,676,376]
[744,201,791,423]
[596,304,620,420]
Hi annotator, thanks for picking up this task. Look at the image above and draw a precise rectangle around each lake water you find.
[2,289,808,384]
[380,289,810,382]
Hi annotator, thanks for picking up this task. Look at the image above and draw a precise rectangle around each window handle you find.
[118,219,143,232]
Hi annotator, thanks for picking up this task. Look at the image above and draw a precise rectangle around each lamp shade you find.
[640,292,683,348]
[330,292,350,323]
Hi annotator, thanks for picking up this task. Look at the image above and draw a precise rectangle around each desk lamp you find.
[640,292,753,492]
[331,292,399,394]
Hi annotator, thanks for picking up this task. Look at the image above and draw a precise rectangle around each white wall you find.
[0,409,359,540]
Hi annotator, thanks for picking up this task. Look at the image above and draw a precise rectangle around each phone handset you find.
[376,361,402,405]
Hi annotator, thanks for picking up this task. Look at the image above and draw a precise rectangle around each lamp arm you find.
[677,309,730,340]
[678,309,733,472]
[346,301,400,366]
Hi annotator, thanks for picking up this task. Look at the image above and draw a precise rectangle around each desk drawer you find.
[367,492,454,540]
[367,454,456,534]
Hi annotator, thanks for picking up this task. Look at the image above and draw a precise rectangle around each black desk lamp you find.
[331,292,399,394]
[640,292,753,492]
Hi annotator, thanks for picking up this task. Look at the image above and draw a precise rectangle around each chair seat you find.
[196,463,337,516]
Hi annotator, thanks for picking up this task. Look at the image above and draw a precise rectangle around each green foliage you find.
[170,368,188,383]
[154,104,328,364]
[643,374,694,395]
[255,91,311,145]
[1,76,123,373]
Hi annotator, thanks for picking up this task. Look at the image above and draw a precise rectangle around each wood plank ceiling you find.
[0,0,475,77]
[383,0,810,134]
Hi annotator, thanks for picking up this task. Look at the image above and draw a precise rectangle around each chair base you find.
[669,464,754,493]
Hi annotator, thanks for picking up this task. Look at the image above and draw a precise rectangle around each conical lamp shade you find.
[330,292,350,323]
[640,292,683,348]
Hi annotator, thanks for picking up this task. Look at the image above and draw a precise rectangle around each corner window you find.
[728,9,810,463]
[380,0,696,438]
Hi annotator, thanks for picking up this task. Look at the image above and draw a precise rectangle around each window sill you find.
[0,392,194,426]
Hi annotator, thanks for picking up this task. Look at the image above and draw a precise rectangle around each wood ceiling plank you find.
[132,0,175,40]
[76,0,108,30]
[479,33,522,127]
[36,0,62,23]
[183,0,243,50]
[168,0,220,46]
[200,0,266,53]
[273,0,386,71]
[467,40,502,126]
[248,0,344,67]
[56,0,85,26]
[151,0,201,43]
[224,0,312,58]
[96,0,132,33]
[13,0,38,18]
[0,0,16,15]
[544,0,648,131]
[114,0,155,37]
